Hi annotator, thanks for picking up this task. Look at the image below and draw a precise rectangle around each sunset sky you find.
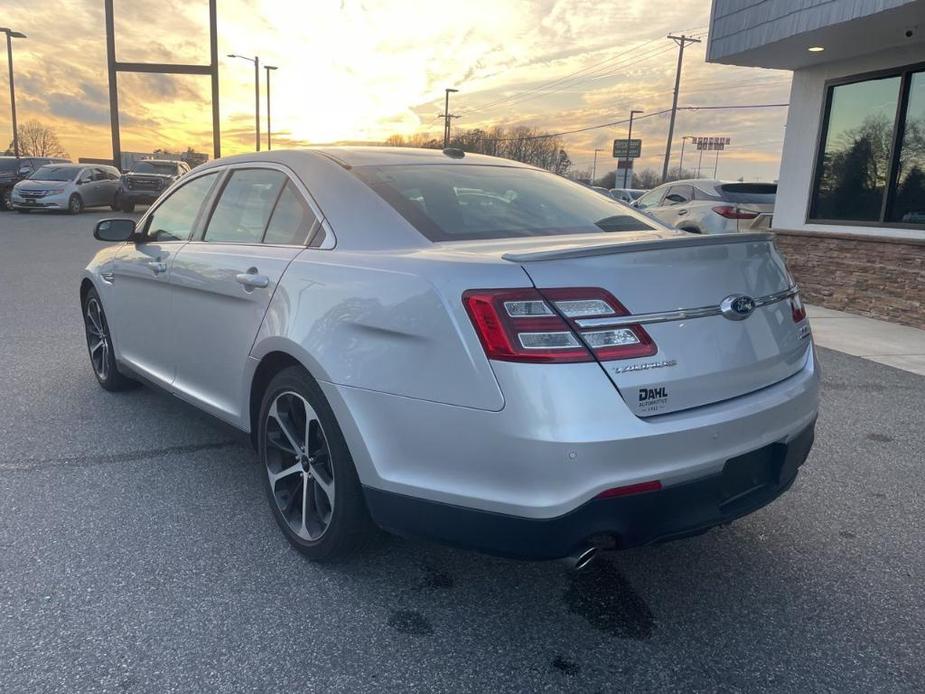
[0,0,793,180]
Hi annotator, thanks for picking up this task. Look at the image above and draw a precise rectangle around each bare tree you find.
[7,120,69,159]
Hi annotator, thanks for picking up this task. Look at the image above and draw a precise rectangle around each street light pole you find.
[228,53,261,151]
[1,28,26,158]
[591,148,604,183]
[441,88,459,148]
[264,65,277,150]
[678,135,691,177]
[623,109,643,188]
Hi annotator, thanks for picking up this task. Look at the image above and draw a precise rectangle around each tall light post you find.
[591,148,604,183]
[228,53,260,151]
[1,28,26,158]
[441,88,459,148]
[623,109,644,188]
[678,135,693,178]
[264,65,277,150]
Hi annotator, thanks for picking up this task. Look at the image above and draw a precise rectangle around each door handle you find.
[235,272,270,289]
[147,260,167,274]
[677,208,688,215]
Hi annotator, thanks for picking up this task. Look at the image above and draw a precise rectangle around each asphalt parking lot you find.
[1,209,923,693]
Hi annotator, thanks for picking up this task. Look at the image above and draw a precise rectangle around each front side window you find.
[891,71,925,224]
[203,169,286,244]
[811,76,901,221]
[145,172,219,242]
[353,164,654,241]
[664,185,693,204]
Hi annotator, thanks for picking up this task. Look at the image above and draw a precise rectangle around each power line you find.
[462,37,673,116]
[478,103,789,142]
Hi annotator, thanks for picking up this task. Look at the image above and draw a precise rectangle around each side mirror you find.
[94,218,136,242]
[18,167,31,176]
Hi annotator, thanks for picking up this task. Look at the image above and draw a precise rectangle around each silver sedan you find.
[81,147,819,566]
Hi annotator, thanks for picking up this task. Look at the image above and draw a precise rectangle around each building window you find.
[810,64,925,227]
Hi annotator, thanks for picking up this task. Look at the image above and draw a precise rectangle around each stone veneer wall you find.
[772,229,925,330]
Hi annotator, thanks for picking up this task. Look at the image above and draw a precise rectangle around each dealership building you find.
[708,0,925,328]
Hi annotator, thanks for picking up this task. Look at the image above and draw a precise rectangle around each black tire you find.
[110,194,120,211]
[0,188,11,210]
[120,199,135,213]
[82,288,138,392]
[258,366,373,561]
[68,194,83,215]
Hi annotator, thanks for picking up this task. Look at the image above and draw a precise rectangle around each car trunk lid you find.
[509,233,810,417]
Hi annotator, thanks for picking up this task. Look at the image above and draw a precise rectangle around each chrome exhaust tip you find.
[561,546,598,572]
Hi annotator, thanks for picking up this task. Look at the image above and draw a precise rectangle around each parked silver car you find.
[81,148,818,564]
[12,163,122,214]
[633,179,776,234]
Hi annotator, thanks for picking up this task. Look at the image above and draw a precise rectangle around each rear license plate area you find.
[719,444,782,510]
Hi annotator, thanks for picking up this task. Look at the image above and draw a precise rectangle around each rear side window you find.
[719,183,777,204]
[204,169,286,243]
[145,172,219,242]
[353,164,654,241]
[263,182,318,245]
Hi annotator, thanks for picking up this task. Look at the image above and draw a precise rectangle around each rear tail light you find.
[712,205,759,220]
[462,287,656,363]
[790,292,807,323]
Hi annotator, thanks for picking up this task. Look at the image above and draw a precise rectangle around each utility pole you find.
[623,109,643,188]
[713,147,720,178]
[661,34,700,183]
[697,146,704,177]
[265,65,277,150]
[591,148,604,183]
[1,28,26,159]
[440,88,459,148]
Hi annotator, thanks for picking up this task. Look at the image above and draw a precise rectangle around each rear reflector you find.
[712,205,759,220]
[463,287,656,363]
[596,480,662,498]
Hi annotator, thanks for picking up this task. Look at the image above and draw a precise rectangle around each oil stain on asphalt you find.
[388,610,434,636]
[550,655,580,676]
[564,559,654,640]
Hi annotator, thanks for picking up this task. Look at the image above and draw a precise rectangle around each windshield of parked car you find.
[131,162,177,175]
[719,183,777,204]
[353,164,656,241]
[29,166,79,181]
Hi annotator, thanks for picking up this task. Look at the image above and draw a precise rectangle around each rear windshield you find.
[132,162,177,175]
[30,166,79,181]
[353,164,655,241]
[0,159,18,171]
[719,183,777,204]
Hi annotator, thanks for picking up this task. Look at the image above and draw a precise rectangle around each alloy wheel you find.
[84,297,110,380]
[265,391,336,541]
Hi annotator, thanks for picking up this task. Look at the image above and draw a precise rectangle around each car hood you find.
[16,180,69,191]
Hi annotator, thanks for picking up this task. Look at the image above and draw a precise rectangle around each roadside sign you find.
[694,136,731,151]
[616,159,634,170]
[612,139,642,159]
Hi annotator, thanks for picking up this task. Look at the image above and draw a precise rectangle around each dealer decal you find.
[638,386,669,413]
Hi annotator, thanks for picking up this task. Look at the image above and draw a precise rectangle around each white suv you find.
[633,179,776,234]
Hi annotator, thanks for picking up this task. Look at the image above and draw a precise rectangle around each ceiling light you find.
[808,46,825,52]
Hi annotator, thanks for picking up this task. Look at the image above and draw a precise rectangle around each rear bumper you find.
[365,419,815,560]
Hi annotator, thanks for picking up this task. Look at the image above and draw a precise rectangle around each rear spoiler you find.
[502,232,774,263]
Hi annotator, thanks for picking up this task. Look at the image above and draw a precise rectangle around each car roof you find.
[203,146,535,170]
[136,159,183,165]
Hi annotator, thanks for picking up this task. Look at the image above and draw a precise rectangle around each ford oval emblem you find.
[720,294,756,321]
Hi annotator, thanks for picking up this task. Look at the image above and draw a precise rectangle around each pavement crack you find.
[0,440,245,471]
